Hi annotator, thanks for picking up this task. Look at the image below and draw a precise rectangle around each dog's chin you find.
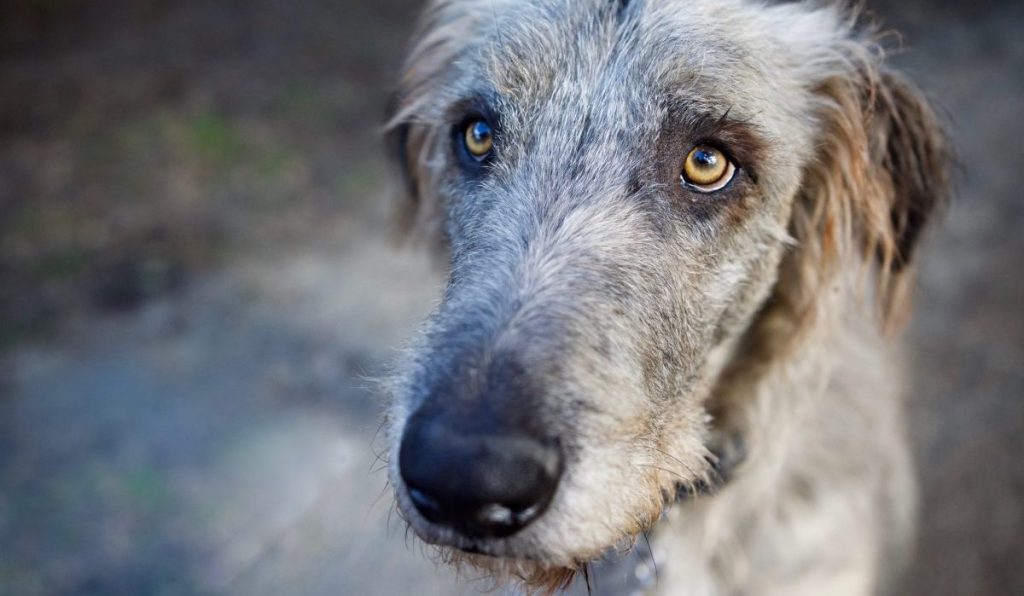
[393,489,611,592]
[394,482,667,593]
[439,549,583,594]
[404,523,584,592]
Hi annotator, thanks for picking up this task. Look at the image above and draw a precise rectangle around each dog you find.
[382,0,949,593]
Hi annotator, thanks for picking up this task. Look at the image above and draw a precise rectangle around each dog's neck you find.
[695,259,867,495]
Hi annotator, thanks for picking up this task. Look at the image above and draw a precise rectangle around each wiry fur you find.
[383,0,949,594]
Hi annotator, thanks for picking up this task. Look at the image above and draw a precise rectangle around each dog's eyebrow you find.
[664,104,768,177]
[443,94,503,127]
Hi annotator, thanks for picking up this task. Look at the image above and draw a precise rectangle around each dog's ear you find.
[871,71,950,274]
[385,97,444,245]
[384,0,483,250]
[791,61,951,329]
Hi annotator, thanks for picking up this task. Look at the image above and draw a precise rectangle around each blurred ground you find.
[0,1,1021,595]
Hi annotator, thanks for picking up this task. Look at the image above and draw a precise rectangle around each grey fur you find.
[384,0,949,593]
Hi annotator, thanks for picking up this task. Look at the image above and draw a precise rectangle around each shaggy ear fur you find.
[384,108,442,243]
[384,0,490,248]
[787,54,950,331]
[874,71,950,273]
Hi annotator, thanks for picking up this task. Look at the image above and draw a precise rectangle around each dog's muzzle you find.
[399,406,563,540]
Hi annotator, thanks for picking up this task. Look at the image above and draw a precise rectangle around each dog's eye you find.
[681,145,736,192]
[463,119,494,160]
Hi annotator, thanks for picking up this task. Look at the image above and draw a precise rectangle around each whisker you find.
[642,530,658,587]
[367,478,393,517]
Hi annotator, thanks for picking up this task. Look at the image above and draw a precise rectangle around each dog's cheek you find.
[535,446,667,560]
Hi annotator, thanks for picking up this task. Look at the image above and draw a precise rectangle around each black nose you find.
[399,414,563,539]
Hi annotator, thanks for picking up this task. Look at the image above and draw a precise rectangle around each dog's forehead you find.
[485,3,728,95]
[466,0,824,140]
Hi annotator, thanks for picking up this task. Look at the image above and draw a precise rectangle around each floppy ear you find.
[789,60,951,330]
[385,101,444,244]
[872,71,950,274]
[384,0,484,249]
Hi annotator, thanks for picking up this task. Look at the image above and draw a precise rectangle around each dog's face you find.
[385,0,946,584]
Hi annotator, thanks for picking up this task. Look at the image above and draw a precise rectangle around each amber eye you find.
[463,119,494,160]
[681,145,736,192]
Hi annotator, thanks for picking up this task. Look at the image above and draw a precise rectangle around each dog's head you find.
[384,0,948,587]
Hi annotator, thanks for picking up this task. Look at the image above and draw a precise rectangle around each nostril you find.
[477,503,516,527]
[406,482,550,537]
[472,501,547,537]
[408,487,443,523]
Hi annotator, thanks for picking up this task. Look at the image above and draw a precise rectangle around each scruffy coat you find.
[383,1,949,594]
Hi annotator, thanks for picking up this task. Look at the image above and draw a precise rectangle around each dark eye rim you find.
[680,142,740,193]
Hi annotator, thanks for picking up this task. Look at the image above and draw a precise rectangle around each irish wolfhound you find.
[383,0,949,593]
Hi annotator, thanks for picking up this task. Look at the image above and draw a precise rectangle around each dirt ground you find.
[1,1,1022,595]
